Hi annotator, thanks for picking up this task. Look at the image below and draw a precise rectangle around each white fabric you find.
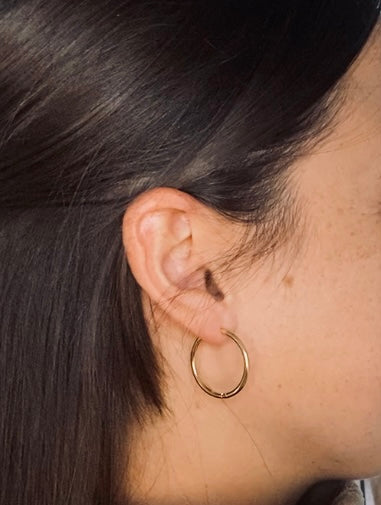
[364,479,376,505]
[354,480,376,505]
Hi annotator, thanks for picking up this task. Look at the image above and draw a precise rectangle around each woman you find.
[0,1,381,504]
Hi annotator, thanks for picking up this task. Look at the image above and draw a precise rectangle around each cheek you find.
[299,230,381,475]
[287,256,381,476]
[233,208,381,476]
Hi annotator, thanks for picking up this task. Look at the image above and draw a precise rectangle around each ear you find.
[121,187,238,345]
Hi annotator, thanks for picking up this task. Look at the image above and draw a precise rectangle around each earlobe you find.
[122,187,238,346]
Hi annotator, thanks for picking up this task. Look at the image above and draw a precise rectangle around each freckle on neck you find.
[204,269,225,301]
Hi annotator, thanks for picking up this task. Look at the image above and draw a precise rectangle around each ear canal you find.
[204,269,224,301]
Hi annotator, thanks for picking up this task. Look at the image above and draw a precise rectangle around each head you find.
[0,1,380,505]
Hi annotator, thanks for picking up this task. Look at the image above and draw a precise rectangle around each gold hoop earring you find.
[190,328,249,399]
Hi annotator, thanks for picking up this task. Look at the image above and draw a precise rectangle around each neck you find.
[125,410,317,505]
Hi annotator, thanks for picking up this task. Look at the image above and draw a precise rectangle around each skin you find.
[121,25,381,505]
